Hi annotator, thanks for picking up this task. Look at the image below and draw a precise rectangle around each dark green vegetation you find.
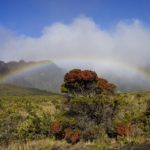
[0,88,150,149]
[0,84,55,96]
[0,95,63,148]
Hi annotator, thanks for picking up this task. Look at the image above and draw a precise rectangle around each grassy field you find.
[0,84,150,149]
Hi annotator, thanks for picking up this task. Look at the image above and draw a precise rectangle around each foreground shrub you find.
[140,99,150,133]
[0,112,22,146]
[50,117,78,141]
[64,128,81,144]
[68,94,118,126]
[51,121,62,135]
[17,112,51,140]
[51,121,63,140]
[94,128,109,150]
[76,115,96,131]
[82,126,99,141]
[50,120,81,144]
[116,123,132,136]
[61,94,120,140]
[58,117,78,129]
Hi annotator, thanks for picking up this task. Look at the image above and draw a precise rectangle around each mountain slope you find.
[0,84,56,96]
[0,60,65,93]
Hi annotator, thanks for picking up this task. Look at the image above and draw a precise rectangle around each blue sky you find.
[0,0,150,71]
[0,0,150,36]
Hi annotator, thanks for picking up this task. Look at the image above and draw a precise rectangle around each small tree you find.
[61,69,116,96]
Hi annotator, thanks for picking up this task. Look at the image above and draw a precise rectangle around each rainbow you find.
[0,60,51,82]
[53,58,150,78]
[0,58,150,84]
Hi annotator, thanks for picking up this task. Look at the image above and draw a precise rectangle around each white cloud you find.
[0,16,150,68]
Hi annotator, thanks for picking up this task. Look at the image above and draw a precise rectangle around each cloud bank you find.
[0,16,150,69]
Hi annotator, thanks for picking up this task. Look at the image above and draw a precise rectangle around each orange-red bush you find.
[62,69,116,95]
[51,121,62,134]
[97,78,116,94]
[64,69,97,83]
[116,124,132,136]
[64,128,81,144]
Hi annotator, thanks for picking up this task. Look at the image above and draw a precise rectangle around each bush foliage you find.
[61,69,116,95]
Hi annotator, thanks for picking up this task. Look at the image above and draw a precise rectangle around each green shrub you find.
[17,112,51,140]
[0,112,22,145]
[140,100,150,132]
[82,126,99,141]
[68,94,117,126]
[76,115,95,130]
[57,116,78,129]
[94,128,109,150]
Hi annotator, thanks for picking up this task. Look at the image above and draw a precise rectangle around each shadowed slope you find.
[0,83,56,96]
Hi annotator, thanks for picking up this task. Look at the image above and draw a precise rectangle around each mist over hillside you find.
[0,60,65,93]
[0,59,150,92]
[55,60,150,92]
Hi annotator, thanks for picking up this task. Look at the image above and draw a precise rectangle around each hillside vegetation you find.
[0,84,55,96]
[0,89,150,149]
[0,69,150,150]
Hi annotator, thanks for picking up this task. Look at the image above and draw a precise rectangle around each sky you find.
[0,0,150,36]
[0,0,150,71]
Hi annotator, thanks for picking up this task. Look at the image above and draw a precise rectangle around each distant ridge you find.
[0,60,65,93]
[0,59,51,78]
